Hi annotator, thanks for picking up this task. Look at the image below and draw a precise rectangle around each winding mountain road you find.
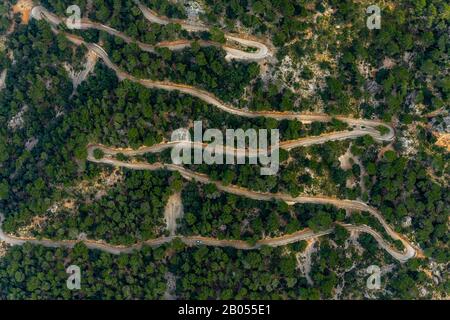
[32,6,395,143]
[66,36,395,144]
[0,212,415,262]
[85,127,388,161]
[83,146,419,262]
[31,5,271,62]
[86,38,394,142]
[134,0,208,33]
[0,4,422,263]
[134,0,271,61]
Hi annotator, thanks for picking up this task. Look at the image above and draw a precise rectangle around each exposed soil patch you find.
[435,133,450,152]
[16,215,48,238]
[339,146,353,170]
[377,143,395,160]
[12,0,34,24]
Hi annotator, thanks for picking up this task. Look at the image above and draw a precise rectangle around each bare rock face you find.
[402,216,412,228]
[365,80,381,95]
[25,137,39,151]
[431,115,450,133]
[0,69,6,91]
[8,105,28,131]
[185,1,204,23]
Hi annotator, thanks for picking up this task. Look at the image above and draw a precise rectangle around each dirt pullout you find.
[12,0,34,24]
[164,192,183,236]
